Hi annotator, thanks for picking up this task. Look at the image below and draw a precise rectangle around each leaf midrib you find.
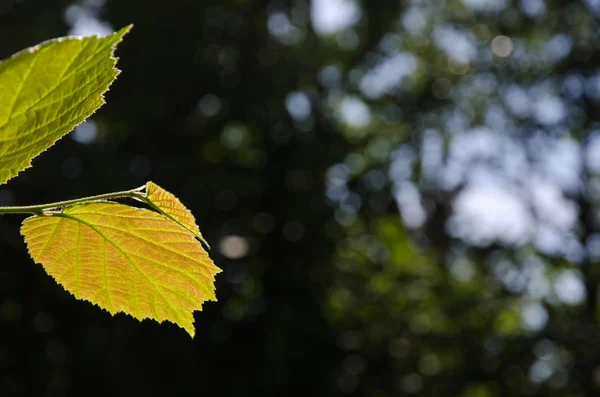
[55,212,182,324]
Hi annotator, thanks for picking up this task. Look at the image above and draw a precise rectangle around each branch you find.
[0,185,146,215]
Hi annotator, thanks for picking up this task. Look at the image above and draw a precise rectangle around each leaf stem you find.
[0,186,146,215]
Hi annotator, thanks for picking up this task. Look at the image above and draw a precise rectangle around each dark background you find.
[1,0,600,395]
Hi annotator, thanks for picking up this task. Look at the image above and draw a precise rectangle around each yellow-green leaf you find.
[0,25,131,185]
[20,202,220,337]
[145,181,210,247]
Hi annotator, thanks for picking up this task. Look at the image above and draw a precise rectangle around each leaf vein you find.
[1,48,41,127]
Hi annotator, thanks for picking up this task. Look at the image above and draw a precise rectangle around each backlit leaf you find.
[21,202,221,337]
[145,181,210,247]
[0,26,131,185]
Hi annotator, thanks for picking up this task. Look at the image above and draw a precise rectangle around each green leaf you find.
[20,202,221,337]
[0,25,131,185]
[144,181,210,248]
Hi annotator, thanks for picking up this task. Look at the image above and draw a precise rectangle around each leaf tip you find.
[186,327,196,339]
[115,24,133,39]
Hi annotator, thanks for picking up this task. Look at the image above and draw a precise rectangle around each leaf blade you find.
[21,202,220,337]
[145,181,210,248]
[0,25,131,185]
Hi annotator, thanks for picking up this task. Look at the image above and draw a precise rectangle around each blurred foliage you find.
[2,0,600,396]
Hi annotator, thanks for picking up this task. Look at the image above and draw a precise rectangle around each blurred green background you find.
[1,0,600,395]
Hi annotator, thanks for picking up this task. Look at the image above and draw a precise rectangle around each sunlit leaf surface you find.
[21,202,220,337]
[0,26,131,185]
[145,181,209,247]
